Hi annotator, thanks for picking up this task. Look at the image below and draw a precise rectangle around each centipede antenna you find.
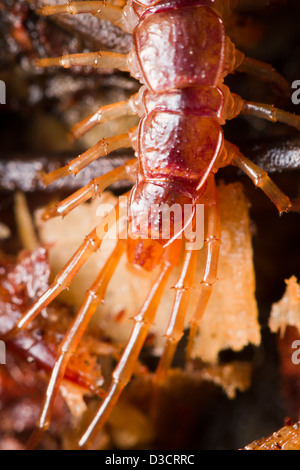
[26,239,126,450]
[41,129,136,186]
[42,159,137,220]
[36,51,129,71]
[37,1,129,32]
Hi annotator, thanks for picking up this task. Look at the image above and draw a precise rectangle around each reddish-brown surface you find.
[243,420,300,450]
[0,249,109,392]
[0,0,300,450]
[0,249,123,448]
[134,5,225,92]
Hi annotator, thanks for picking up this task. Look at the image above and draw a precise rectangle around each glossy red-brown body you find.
[128,0,226,258]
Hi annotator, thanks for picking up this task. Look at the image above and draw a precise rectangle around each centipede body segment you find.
[4,0,300,449]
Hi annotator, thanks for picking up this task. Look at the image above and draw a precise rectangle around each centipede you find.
[1,0,300,451]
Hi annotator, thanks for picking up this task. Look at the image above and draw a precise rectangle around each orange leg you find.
[154,245,199,384]
[222,96,300,212]
[37,50,129,71]
[225,141,292,213]
[42,159,137,220]
[71,93,140,139]
[78,241,182,449]
[235,54,291,96]
[241,101,300,131]
[26,239,126,450]
[34,4,138,188]
[222,89,300,131]
[41,129,136,186]
[36,1,129,32]
[4,199,124,340]
[186,188,221,360]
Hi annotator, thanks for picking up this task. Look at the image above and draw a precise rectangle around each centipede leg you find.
[37,50,129,71]
[78,242,181,449]
[42,159,137,220]
[36,1,128,32]
[235,55,291,96]
[4,200,123,340]
[41,128,136,186]
[225,141,292,213]
[186,189,221,360]
[36,6,130,75]
[26,239,126,450]
[154,246,199,384]
[71,93,140,139]
[241,101,300,131]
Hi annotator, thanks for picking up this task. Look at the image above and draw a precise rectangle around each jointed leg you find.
[78,241,182,448]
[71,93,140,139]
[225,141,292,213]
[240,100,300,131]
[4,199,123,339]
[222,89,300,131]
[42,159,137,220]
[35,2,130,70]
[186,186,221,360]
[235,54,291,97]
[41,129,136,186]
[26,239,126,450]
[154,245,199,384]
[36,1,129,33]
[35,2,135,71]
[37,50,129,71]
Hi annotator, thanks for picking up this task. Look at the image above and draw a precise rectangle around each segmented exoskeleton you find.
[5,0,300,449]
